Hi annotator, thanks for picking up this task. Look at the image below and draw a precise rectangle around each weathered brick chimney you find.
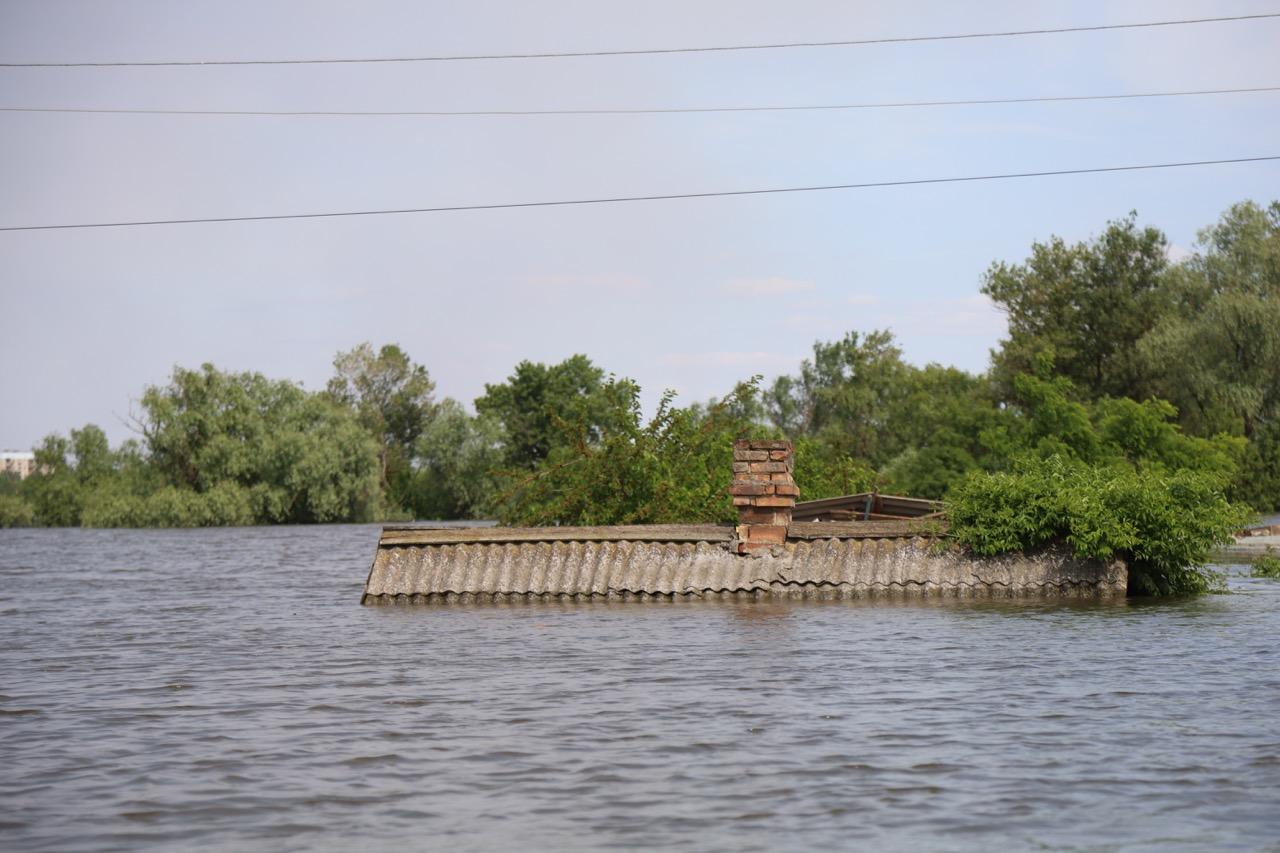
[729,439,798,554]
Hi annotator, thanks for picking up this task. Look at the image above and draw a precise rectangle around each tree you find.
[1139,202,1280,436]
[495,378,766,526]
[878,364,1010,498]
[791,436,877,501]
[983,213,1170,400]
[475,354,634,470]
[327,343,437,508]
[1137,201,1280,508]
[140,363,382,523]
[407,399,503,520]
[766,330,910,464]
[22,433,82,526]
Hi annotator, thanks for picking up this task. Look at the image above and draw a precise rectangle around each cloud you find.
[723,277,814,296]
[1165,243,1194,263]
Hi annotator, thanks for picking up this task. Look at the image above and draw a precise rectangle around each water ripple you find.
[1,525,1278,852]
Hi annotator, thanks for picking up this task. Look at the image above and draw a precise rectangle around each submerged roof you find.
[362,519,1126,603]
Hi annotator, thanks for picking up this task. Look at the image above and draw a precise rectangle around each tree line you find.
[2,199,1276,539]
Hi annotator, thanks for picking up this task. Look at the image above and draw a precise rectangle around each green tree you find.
[983,213,1169,400]
[496,378,765,526]
[406,399,503,520]
[766,329,909,463]
[1235,421,1280,511]
[879,364,1010,498]
[993,360,1243,485]
[140,364,381,523]
[1136,201,1280,507]
[475,354,634,470]
[791,436,876,501]
[327,343,437,510]
[23,433,85,526]
[1139,203,1280,433]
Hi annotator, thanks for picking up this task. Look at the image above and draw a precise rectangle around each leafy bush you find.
[947,455,1252,596]
[79,489,145,527]
[1253,551,1280,578]
[0,495,35,528]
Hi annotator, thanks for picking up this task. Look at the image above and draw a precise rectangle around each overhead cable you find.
[1,13,1276,67]
[3,85,1278,117]
[2,155,1276,233]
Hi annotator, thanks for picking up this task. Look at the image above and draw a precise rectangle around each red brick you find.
[737,508,789,525]
[754,495,795,507]
[729,482,769,496]
[743,525,788,544]
[774,483,800,497]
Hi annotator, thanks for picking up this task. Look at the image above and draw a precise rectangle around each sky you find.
[2,0,1278,449]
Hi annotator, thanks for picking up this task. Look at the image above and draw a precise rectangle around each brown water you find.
[2,526,1278,852]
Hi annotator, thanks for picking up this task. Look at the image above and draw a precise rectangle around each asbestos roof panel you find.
[362,538,1127,603]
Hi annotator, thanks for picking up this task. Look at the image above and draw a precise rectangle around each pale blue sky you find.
[2,0,1278,448]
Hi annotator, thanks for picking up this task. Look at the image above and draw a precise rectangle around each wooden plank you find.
[875,493,941,505]
[792,509,858,522]
[792,493,871,512]
[786,519,949,540]
[379,523,734,547]
[877,496,942,516]
[793,492,940,519]
[792,509,940,522]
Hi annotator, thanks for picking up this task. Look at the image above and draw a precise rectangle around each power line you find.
[2,156,1276,233]
[2,13,1277,67]
[3,85,1277,118]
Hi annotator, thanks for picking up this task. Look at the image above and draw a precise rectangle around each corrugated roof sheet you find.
[362,535,1126,604]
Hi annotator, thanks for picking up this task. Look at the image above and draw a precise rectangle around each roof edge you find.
[378,518,947,547]
[378,523,734,546]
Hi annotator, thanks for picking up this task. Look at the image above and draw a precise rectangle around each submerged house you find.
[361,440,1126,604]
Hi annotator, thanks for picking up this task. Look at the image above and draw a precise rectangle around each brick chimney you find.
[730,439,798,554]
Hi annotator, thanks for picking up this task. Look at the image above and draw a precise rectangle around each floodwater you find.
[2,526,1278,852]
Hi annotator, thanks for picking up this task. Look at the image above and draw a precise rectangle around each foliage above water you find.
[947,455,1251,596]
[1253,552,1280,579]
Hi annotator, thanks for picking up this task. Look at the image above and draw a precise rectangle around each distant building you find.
[1,451,36,480]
